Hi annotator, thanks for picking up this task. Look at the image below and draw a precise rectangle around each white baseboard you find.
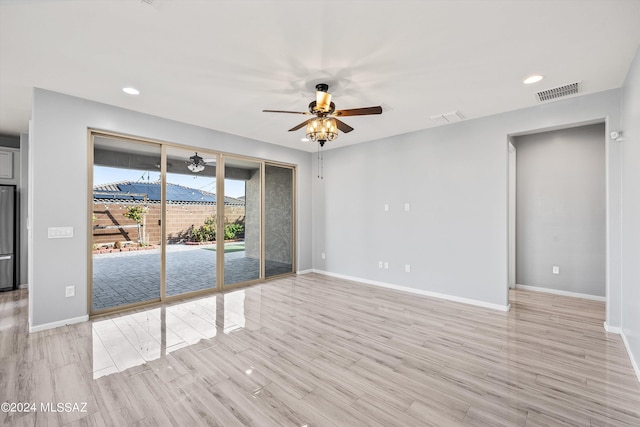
[29,314,89,333]
[603,321,623,334]
[621,329,640,385]
[18,283,28,290]
[515,284,605,301]
[602,323,640,385]
[296,269,314,275]
[311,270,510,312]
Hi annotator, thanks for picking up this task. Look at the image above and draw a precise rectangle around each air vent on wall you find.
[536,82,580,102]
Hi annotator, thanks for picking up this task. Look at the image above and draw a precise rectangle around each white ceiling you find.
[1,0,640,152]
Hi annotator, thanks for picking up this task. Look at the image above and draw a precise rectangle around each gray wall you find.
[29,88,312,329]
[513,124,605,296]
[312,89,621,310]
[620,46,640,377]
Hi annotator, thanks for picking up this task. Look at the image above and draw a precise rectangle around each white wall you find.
[313,89,621,313]
[513,124,606,297]
[30,88,312,330]
[620,46,640,379]
[508,143,516,289]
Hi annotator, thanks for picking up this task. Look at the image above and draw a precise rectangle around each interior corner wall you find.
[29,88,312,329]
[313,89,621,310]
[513,124,606,297]
[620,45,640,378]
[19,133,28,286]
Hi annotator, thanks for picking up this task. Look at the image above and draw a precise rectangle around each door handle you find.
[0,255,11,260]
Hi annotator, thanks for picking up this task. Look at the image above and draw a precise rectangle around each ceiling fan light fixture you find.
[306,117,338,145]
[316,90,332,112]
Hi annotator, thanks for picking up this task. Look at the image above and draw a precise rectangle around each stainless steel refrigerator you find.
[0,185,16,291]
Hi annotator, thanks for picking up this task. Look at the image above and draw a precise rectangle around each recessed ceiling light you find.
[301,137,309,142]
[523,75,544,85]
[122,87,140,95]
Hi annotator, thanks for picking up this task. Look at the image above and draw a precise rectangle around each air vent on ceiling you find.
[536,82,580,102]
[430,110,464,125]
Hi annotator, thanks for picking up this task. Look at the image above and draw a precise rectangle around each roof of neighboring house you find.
[93,181,244,206]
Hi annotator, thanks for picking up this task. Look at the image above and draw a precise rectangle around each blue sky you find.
[93,166,246,198]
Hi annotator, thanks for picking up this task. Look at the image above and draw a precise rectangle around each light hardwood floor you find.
[1,273,639,426]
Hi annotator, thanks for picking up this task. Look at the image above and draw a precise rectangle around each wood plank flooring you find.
[1,273,639,426]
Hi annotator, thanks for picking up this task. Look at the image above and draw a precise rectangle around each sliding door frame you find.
[87,129,296,316]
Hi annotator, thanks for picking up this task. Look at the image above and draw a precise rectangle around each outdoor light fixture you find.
[187,153,206,173]
[306,117,338,147]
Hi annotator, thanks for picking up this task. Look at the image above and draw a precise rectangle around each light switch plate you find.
[48,227,74,239]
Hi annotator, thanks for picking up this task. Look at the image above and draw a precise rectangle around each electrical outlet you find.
[384,261,389,270]
[321,253,326,259]
[384,203,389,212]
[405,264,411,273]
[378,261,383,268]
[65,285,75,297]
[552,266,560,275]
[404,203,410,212]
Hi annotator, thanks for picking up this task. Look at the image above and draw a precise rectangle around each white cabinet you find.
[0,152,13,179]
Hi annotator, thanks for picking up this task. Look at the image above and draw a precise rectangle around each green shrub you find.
[191,216,216,242]
[224,223,244,240]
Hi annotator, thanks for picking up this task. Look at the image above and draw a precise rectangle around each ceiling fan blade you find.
[334,119,354,134]
[288,119,312,132]
[333,106,383,117]
[263,109,310,115]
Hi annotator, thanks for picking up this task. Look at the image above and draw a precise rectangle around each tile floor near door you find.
[1,274,640,426]
[92,244,292,310]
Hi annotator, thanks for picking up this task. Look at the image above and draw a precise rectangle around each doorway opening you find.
[508,123,606,301]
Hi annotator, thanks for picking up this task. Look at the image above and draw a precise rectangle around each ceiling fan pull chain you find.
[317,143,324,179]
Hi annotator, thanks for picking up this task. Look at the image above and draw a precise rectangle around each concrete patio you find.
[92,244,292,310]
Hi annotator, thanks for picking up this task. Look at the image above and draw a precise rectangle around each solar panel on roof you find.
[93,181,225,204]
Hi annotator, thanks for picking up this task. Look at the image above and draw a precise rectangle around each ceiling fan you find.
[263,83,383,146]
[186,152,214,173]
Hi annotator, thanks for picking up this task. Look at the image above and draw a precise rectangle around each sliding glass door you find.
[223,157,261,286]
[92,136,162,311]
[165,146,218,297]
[90,132,295,314]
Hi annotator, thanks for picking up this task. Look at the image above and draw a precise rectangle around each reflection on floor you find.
[92,245,292,310]
[2,275,640,426]
[92,290,247,378]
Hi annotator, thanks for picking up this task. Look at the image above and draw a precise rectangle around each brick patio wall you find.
[93,202,245,245]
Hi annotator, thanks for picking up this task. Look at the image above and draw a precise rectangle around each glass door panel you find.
[92,136,162,311]
[165,147,218,297]
[264,164,294,277]
[223,157,261,286]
